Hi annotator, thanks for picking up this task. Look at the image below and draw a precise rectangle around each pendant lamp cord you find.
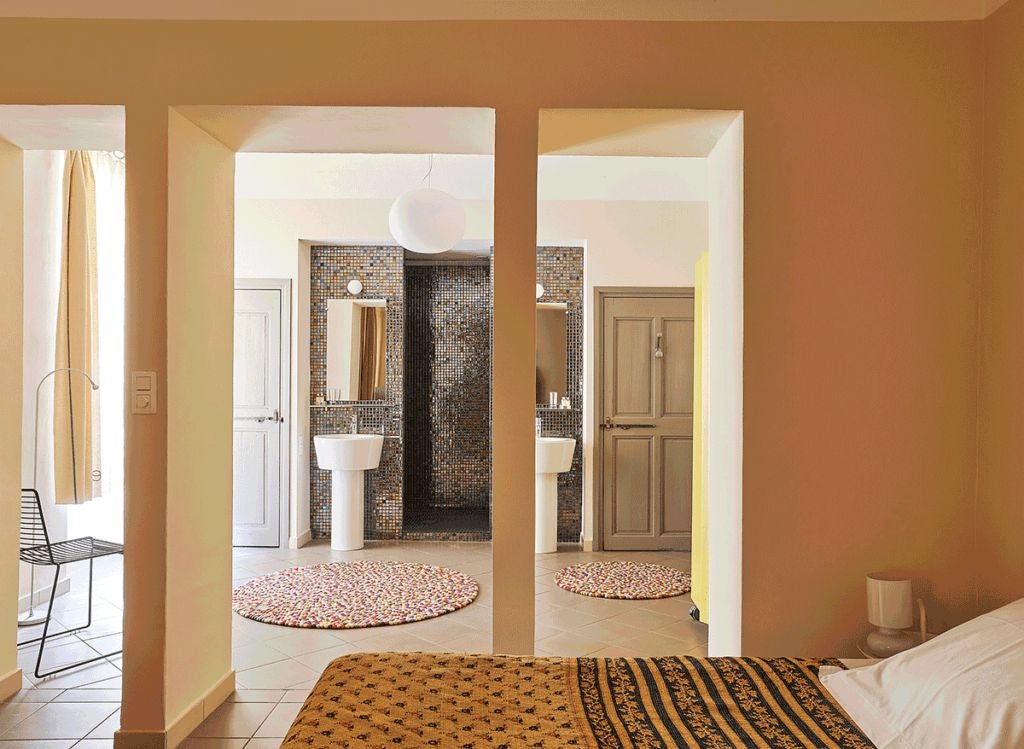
[421,153,434,187]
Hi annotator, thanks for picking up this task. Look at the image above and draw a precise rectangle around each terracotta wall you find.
[978,0,1024,613]
[0,15,988,734]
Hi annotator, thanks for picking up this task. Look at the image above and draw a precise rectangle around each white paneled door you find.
[233,287,286,547]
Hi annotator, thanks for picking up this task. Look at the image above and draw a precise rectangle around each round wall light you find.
[388,187,466,255]
[347,279,364,295]
[536,283,545,300]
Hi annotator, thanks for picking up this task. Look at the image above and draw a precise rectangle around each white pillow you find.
[820,597,1024,749]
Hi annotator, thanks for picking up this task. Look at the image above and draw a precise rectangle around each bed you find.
[283,598,1024,748]
[281,652,874,748]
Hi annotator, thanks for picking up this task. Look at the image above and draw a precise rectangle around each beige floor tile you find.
[602,607,683,631]
[244,739,284,748]
[618,631,696,656]
[590,645,649,658]
[85,709,120,739]
[535,631,607,657]
[1,702,117,740]
[75,741,115,748]
[280,690,311,703]
[253,702,302,738]
[259,630,347,658]
[436,631,492,654]
[53,689,122,703]
[290,644,359,672]
[21,660,121,690]
[231,643,289,672]
[351,630,435,653]
[226,690,284,703]
[180,739,249,748]
[190,702,276,739]
[1,689,62,704]
[0,701,46,734]
[0,741,76,748]
[535,606,602,631]
[235,660,321,691]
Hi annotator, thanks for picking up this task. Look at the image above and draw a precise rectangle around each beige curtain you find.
[357,306,387,401]
[53,151,101,505]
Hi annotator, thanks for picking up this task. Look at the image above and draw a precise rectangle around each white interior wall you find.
[21,150,68,607]
[705,116,744,655]
[235,158,709,547]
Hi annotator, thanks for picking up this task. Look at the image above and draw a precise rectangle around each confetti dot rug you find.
[555,561,691,600]
[232,560,480,628]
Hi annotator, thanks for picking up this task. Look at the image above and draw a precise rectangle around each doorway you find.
[232,280,291,547]
[595,288,694,551]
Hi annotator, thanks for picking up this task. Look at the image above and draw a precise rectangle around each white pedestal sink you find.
[535,436,576,553]
[313,434,384,551]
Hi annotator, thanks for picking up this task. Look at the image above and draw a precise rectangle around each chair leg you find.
[29,559,123,680]
[34,565,61,679]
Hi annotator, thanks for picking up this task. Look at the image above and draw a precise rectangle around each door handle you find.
[235,409,283,424]
[600,417,655,431]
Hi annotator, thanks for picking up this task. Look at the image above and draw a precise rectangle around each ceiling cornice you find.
[0,0,1012,23]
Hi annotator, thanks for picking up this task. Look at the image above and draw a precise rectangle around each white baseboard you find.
[19,576,71,613]
[288,529,311,549]
[582,538,594,552]
[114,669,235,749]
[0,667,23,701]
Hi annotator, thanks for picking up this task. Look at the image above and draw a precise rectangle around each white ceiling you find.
[0,0,1012,21]
[0,105,125,150]
[178,107,495,154]
[235,153,709,203]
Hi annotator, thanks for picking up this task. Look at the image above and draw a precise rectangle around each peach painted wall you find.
[0,141,24,700]
[978,0,1024,613]
[0,17,986,736]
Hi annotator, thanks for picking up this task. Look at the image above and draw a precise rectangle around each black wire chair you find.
[17,488,124,678]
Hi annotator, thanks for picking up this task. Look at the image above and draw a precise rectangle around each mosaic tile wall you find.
[536,246,585,542]
[403,262,492,541]
[308,245,583,543]
[309,245,405,539]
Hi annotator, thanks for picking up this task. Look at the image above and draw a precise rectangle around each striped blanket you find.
[283,652,874,748]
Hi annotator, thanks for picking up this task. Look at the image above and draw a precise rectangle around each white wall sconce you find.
[347,279,363,296]
[536,283,545,300]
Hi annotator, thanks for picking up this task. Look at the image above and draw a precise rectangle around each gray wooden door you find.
[600,293,694,551]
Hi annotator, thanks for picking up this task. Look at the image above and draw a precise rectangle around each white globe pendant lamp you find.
[389,155,465,254]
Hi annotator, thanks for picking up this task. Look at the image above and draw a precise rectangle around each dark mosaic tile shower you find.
[403,262,492,539]
[309,245,583,543]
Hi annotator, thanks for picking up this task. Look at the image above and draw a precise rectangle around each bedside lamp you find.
[866,573,917,657]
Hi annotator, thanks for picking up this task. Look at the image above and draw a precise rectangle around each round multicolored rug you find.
[232,560,479,629]
[554,561,691,600]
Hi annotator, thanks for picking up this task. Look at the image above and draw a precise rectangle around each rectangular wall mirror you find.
[536,303,567,405]
[326,298,388,401]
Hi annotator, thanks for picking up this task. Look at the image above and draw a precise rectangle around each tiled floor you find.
[2,541,705,748]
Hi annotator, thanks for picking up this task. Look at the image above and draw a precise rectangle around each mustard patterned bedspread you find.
[282,652,874,748]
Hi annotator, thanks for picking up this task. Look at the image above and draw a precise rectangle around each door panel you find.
[601,292,694,550]
[612,317,654,417]
[611,436,654,534]
[661,437,693,536]
[662,317,694,418]
[233,287,283,547]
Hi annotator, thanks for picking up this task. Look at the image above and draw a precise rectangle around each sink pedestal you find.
[330,470,366,551]
[535,437,577,554]
[313,433,384,553]
[535,472,560,554]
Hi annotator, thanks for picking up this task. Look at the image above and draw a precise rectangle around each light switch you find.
[131,370,157,414]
